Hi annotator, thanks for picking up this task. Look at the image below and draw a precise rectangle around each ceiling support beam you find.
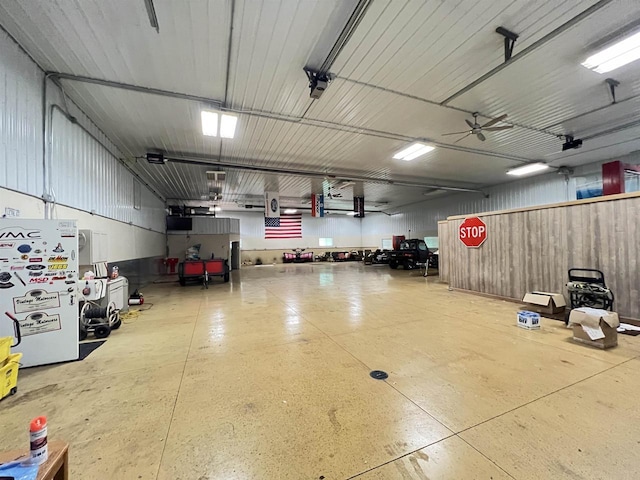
[50,72,532,164]
[319,0,373,73]
[157,152,485,194]
[440,0,615,105]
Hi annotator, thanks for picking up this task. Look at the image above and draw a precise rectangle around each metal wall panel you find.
[364,170,573,237]
[362,155,627,240]
[48,106,165,232]
[0,28,43,197]
[230,210,362,249]
[172,217,240,235]
[0,28,165,232]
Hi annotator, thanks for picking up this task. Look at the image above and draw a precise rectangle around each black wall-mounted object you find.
[166,216,192,231]
[146,152,166,164]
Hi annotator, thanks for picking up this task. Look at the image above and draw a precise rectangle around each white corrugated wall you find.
[231,211,363,249]
[362,156,629,246]
[0,29,43,197]
[0,27,165,233]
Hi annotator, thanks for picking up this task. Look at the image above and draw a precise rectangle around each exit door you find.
[231,241,240,270]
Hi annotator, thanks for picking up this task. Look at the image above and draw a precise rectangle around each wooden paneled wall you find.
[439,192,640,319]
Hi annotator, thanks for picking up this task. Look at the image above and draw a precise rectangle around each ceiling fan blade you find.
[481,113,508,128]
[465,119,475,129]
[442,130,472,136]
[454,133,472,143]
[483,125,513,132]
[477,132,486,141]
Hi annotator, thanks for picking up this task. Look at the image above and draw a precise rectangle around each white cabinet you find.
[79,229,109,265]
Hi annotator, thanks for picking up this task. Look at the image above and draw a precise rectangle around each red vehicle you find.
[178,259,230,288]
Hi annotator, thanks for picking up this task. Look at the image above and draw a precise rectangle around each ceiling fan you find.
[443,112,513,142]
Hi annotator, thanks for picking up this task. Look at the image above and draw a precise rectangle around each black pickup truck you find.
[388,239,431,270]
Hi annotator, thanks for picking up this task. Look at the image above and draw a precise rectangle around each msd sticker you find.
[29,277,49,284]
[29,257,43,263]
[0,243,15,248]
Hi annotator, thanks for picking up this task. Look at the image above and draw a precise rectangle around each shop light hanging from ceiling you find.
[582,30,640,74]
[507,163,549,176]
[392,142,435,161]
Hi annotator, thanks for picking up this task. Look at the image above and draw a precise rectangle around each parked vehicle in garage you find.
[331,250,362,262]
[283,248,314,263]
[388,239,431,270]
[364,249,390,265]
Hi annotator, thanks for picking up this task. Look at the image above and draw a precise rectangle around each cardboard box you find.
[522,291,566,315]
[568,308,619,349]
[517,311,541,330]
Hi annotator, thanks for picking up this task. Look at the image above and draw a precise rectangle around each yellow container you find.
[0,353,22,400]
[0,337,12,365]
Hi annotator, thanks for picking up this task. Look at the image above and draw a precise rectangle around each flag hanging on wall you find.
[264,191,280,218]
[311,194,325,217]
[265,213,302,239]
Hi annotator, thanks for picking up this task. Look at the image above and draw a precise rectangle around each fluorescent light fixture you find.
[283,208,297,214]
[209,206,222,212]
[582,30,640,73]
[507,163,549,176]
[346,211,357,216]
[201,110,218,137]
[393,142,435,161]
[220,114,238,138]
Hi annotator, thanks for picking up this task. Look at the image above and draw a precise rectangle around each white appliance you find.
[0,219,79,367]
[78,229,108,265]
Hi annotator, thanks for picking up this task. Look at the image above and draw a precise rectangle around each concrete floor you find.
[1,263,639,479]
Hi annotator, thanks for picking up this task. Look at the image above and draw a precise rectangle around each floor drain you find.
[370,370,388,380]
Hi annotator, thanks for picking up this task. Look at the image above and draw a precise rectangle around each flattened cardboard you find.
[522,291,566,315]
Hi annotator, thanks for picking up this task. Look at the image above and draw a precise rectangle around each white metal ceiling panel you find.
[228,0,348,115]
[331,0,601,102]
[450,0,640,142]
[308,78,556,160]
[55,80,516,188]
[0,0,230,98]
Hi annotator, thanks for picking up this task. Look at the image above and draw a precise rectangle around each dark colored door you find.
[231,241,240,270]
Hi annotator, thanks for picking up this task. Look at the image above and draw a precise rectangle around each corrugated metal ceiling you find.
[1,0,639,211]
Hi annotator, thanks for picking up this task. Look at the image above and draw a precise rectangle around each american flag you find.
[265,214,302,239]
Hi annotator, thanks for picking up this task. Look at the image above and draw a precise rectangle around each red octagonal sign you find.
[459,217,487,248]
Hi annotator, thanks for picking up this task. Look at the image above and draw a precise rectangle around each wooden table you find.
[0,440,68,480]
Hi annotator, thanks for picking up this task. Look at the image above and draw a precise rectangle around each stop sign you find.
[459,217,487,248]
